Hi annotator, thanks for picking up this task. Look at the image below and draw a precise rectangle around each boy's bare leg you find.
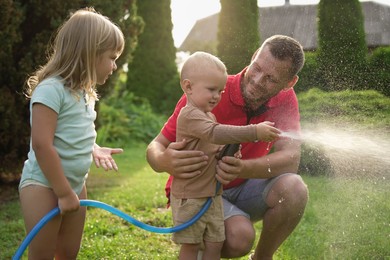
[179,243,200,260]
[202,241,223,260]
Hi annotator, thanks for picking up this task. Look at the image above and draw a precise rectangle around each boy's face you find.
[184,67,227,113]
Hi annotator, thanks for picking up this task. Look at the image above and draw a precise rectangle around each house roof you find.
[179,1,390,52]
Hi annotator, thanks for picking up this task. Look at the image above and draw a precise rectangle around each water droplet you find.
[267,158,271,173]
[278,197,285,203]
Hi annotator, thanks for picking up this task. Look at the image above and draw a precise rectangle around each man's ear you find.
[284,75,299,90]
[181,79,192,94]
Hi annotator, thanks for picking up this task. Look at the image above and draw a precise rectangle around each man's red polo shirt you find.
[161,68,300,196]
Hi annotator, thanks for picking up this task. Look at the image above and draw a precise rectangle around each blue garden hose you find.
[13,191,216,259]
[14,143,235,259]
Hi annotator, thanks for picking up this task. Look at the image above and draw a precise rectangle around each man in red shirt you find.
[147,35,308,260]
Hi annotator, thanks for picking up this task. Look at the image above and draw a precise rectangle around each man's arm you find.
[215,137,301,184]
[146,133,209,178]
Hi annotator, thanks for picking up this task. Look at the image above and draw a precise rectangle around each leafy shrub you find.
[299,143,334,177]
[97,91,167,146]
[317,0,367,91]
[295,51,323,93]
[367,46,390,97]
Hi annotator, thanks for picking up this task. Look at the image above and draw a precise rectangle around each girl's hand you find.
[58,191,80,215]
[93,144,123,171]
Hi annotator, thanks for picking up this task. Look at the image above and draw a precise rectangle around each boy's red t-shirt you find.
[161,68,301,199]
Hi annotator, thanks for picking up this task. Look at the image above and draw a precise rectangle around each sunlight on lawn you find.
[2,142,389,259]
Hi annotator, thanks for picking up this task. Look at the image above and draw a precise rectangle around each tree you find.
[368,46,390,97]
[89,1,144,99]
[0,0,142,181]
[317,0,367,91]
[217,0,260,74]
[126,0,181,115]
[0,0,26,181]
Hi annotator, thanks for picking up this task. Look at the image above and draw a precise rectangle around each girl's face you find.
[184,67,227,113]
[96,50,119,85]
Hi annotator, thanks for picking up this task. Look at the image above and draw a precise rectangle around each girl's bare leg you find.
[20,185,61,259]
[56,185,87,259]
[20,185,87,260]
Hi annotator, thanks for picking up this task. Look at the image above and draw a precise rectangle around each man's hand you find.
[161,139,209,179]
[216,156,243,185]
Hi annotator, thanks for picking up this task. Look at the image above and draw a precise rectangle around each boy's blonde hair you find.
[25,7,125,100]
[180,51,227,82]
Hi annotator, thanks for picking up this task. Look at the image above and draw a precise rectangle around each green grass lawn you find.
[1,142,389,259]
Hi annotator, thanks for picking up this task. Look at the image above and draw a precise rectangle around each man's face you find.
[242,45,295,110]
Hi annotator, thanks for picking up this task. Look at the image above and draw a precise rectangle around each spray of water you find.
[281,126,390,180]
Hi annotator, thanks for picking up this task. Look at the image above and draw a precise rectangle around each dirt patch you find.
[0,183,19,203]
[0,172,20,203]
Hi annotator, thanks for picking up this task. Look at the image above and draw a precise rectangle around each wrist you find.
[55,185,74,199]
[93,143,101,150]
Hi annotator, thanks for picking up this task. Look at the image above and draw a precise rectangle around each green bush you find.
[126,0,180,116]
[217,0,259,74]
[367,46,390,97]
[296,46,390,95]
[97,91,167,146]
[317,0,367,91]
[295,51,323,93]
[299,143,334,177]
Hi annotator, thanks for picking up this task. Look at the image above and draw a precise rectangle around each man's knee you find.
[222,216,255,257]
[277,174,309,209]
[289,174,308,203]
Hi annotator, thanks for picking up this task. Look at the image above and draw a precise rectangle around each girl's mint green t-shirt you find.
[20,77,97,194]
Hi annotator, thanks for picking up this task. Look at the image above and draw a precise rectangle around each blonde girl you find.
[19,7,124,259]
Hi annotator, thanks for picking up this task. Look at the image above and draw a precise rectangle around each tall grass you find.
[1,143,389,259]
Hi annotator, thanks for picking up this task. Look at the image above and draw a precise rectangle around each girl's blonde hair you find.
[25,7,125,100]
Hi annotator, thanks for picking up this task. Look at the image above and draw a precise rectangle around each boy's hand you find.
[256,121,281,142]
